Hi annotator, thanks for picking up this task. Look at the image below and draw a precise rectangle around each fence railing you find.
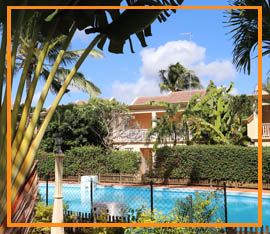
[42,180,229,224]
[228,226,270,234]
[143,177,270,190]
[64,210,136,223]
[99,173,141,184]
[41,173,270,190]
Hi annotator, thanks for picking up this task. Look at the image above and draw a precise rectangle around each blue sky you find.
[13,0,268,107]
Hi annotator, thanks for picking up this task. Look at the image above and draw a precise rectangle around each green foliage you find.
[30,202,53,234]
[125,192,222,234]
[154,145,270,183]
[79,98,130,148]
[185,81,253,145]
[1,0,184,54]
[148,81,253,148]
[159,62,202,92]
[37,146,141,178]
[147,102,188,148]
[173,192,221,224]
[64,146,110,176]
[68,227,124,234]
[40,98,129,152]
[36,151,55,178]
[30,202,74,234]
[225,0,270,74]
[109,150,141,174]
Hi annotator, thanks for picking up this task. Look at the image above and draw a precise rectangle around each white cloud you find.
[194,60,236,83]
[112,78,161,104]
[140,40,206,78]
[112,40,236,104]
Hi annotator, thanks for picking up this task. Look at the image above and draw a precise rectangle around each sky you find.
[12,0,269,107]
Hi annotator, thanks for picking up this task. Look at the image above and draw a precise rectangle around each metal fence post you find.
[90,179,94,221]
[150,181,154,216]
[224,182,228,223]
[189,195,193,222]
[45,173,49,206]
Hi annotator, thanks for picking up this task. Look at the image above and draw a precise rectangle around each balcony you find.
[113,129,150,143]
[113,129,184,143]
[263,123,270,138]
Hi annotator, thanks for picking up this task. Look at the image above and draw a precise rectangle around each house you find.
[247,90,270,146]
[112,89,206,174]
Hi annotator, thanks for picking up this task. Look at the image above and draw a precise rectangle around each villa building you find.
[247,90,270,146]
[112,89,206,174]
[112,89,270,174]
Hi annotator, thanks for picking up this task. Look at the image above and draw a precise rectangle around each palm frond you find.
[225,0,270,74]
[40,68,70,94]
[158,62,202,92]
[71,72,101,97]
[55,68,101,97]
[48,48,103,66]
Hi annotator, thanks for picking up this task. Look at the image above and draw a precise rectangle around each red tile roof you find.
[132,90,206,105]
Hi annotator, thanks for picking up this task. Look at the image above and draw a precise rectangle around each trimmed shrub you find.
[36,146,141,179]
[36,151,55,179]
[108,150,141,174]
[64,146,109,176]
[154,145,270,183]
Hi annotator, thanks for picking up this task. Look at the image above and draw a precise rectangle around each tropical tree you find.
[147,102,189,148]
[41,98,130,152]
[0,0,183,229]
[184,81,252,145]
[79,98,131,148]
[225,0,270,74]
[159,62,202,92]
[15,14,102,126]
[17,17,102,95]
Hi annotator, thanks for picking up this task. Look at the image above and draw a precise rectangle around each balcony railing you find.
[113,129,183,143]
[263,123,270,138]
[113,129,150,143]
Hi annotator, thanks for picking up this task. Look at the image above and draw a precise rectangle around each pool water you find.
[39,183,270,225]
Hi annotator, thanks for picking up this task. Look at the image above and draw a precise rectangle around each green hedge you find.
[37,146,141,178]
[154,145,270,183]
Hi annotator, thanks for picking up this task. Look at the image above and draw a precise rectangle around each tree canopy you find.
[40,98,130,152]
[159,62,202,92]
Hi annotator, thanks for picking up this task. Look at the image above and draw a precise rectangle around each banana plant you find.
[0,0,183,230]
[184,81,250,145]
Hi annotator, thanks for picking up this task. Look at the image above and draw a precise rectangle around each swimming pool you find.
[39,183,270,225]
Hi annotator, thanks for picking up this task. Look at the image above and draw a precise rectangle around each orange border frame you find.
[6,5,263,228]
